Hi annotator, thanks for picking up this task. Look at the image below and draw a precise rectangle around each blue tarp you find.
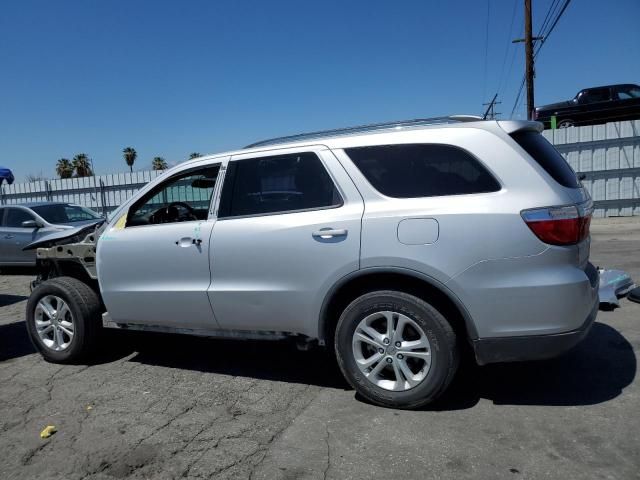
[0,167,14,185]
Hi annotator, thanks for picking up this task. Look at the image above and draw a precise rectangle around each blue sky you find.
[1,0,639,180]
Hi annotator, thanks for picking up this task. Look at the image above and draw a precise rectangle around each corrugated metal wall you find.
[2,119,639,217]
[543,120,640,217]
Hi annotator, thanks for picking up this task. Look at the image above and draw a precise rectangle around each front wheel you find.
[334,291,459,409]
[26,276,102,363]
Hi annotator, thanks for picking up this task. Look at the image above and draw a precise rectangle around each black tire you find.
[334,290,459,409]
[26,276,102,363]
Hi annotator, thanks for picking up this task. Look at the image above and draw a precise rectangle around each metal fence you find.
[2,119,639,217]
[542,120,640,217]
[0,170,165,216]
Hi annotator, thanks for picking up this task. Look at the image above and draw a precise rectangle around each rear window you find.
[510,131,580,188]
[344,144,500,198]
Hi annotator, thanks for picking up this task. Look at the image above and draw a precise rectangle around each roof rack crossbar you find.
[244,115,483,149]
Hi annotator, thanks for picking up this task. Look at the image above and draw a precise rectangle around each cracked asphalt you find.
[1,217,639,480]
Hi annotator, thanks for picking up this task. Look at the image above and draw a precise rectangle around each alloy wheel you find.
[34,295,75,351]
[352,311,432,391]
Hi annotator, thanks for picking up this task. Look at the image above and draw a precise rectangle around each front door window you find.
[126,166,219,227]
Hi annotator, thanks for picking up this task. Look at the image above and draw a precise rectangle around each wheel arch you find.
[318,267,478,346]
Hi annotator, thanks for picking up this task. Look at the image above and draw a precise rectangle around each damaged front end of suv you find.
[24,221,106,291]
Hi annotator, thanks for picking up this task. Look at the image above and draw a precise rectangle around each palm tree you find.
[152,157,168,171]
[188,152,201,160]
[72,154,93,177]
[56,158,74,179]
[123,147,137,173]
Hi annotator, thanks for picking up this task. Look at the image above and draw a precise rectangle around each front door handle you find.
[175,237,202,247]
[4,234,14,239]
[312,228,348,239]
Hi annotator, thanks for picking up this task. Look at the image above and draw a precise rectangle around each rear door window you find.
[510,131,580,188]
[344,144,500,198]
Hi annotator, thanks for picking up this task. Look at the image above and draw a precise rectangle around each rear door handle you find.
[312,228,348,239]
[4,234,14,239]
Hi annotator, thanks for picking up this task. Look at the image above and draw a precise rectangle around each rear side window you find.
[510,131,580,188]
[218,152,342,218]
[345,144,500,198]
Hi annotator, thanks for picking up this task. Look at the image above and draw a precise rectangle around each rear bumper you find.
[472,296,599,365]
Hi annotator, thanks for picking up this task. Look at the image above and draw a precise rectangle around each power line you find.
[511,76,526,117]
[496,0,518,96]
[481,0,491,105]
[535,0,572,57]
[537,0,561,40]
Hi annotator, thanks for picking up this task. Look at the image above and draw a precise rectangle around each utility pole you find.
[513,0,543,120]
[524,0,534,120]
[482,93,502,120]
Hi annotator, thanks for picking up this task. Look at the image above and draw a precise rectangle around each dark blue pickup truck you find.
[535,84,640,128]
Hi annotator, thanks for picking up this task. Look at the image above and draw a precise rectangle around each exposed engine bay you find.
[24,220,106,289]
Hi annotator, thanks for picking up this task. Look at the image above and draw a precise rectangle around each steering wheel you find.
[164,202,197,222]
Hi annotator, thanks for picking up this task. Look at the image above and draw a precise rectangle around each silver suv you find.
[25,116,598,409]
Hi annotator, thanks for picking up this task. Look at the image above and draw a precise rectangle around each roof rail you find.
[244,115,484,149]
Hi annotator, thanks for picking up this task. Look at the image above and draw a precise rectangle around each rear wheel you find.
[558,119,575,128]
[334,290,459,409]
[26,276,101,363]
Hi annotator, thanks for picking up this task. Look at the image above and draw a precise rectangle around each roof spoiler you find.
[497,120,544,135]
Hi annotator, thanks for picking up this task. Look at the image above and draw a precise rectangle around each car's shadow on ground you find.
[0,266,37,276]
[0,320,35,361]
[124,321,635,409]
[427,322,636,410]
[120,332,350,389]
[0,294,28,307]
[1,318,635,408]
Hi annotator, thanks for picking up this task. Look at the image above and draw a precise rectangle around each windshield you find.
[32,204,102,223]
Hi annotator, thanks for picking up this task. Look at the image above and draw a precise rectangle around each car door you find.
[208,146,364,339]
[577,87,613,123]
[611,85,640,121]
[0,207,40,265]
[97,160,226,330]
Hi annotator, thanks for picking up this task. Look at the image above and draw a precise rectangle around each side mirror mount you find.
[22,220,43,229]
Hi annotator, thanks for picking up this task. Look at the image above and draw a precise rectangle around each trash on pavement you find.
[598,268,636,307]
[40,425,57,439]
[628,286,640,304]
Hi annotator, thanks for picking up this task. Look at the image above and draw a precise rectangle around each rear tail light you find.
[521,203,592,246]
